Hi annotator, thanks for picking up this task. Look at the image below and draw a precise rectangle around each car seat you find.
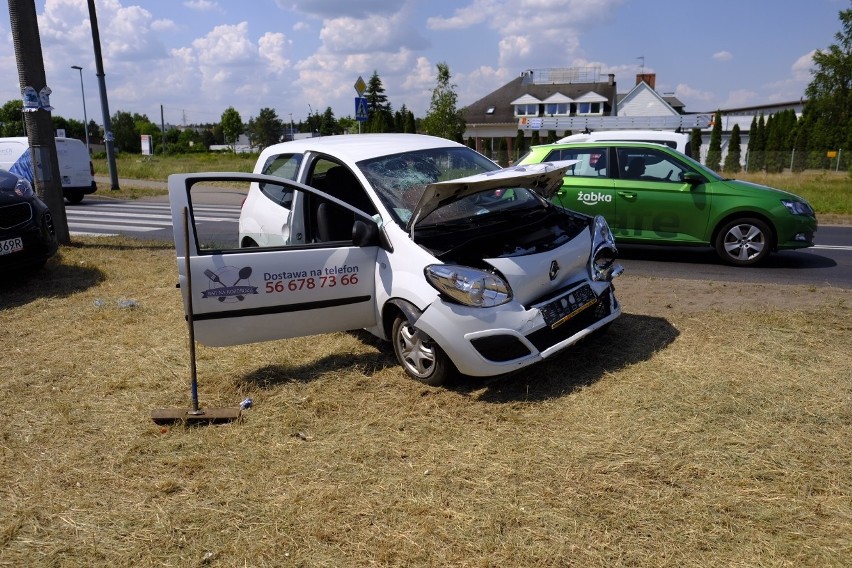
[625,157,646,179]
[315,166,375,242]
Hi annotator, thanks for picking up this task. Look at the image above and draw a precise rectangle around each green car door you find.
[611,146,710,243]
[539,146,616,220]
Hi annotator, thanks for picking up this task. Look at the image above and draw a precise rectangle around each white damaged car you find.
[169,134,622,385]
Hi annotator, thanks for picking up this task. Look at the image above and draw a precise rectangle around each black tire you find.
[714,217,773,266]
[65,192,84,204]
[391,314,454,386]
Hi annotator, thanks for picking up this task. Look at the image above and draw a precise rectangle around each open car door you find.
[168,172,381,347]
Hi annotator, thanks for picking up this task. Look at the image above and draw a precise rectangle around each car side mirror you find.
[683,172,704,185]
[352,219,393,251]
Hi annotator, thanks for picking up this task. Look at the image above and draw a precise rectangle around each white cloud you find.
[192,22,256,67]
[319,13,427,55]
[792,50,815,81]
[674,83,715,104]
[151,19,178,32]
[258,32,291,73]
[712,50,733,62]
[281,0,400,19]
[183,1,221,12]
[721,89,758,109]
[426,0,494,30]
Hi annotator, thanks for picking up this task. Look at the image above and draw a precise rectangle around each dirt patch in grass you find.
[1,238,850,566]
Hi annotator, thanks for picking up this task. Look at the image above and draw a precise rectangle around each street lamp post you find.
[70,65,89,154]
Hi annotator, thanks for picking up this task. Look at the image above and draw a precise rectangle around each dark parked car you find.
[0,169,58,272]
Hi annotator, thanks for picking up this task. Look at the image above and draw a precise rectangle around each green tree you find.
[790,115,808,172]
[177,128,204,153]
[163,127,182,154]
[220,106,243,151]
[319,107,337,136]
[247,107,283,149]
[723,123,742,173]
[0,99,26,136]
[421,62,465,141]
[496,136,508,166]
[803,4,852,165]
[748,115,767,171]
[337,116,358,135]
[514,129,527,162]
[137,119,161,153]
[364,71,393,133]
[689,128,702,161]
[394,104,416,133]
[705,110,723,171]
[111,110,139,153]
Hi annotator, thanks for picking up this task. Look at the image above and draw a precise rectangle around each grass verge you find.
[1,237,850,566]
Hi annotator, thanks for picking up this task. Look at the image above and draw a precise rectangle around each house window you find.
[577,102,603,115]
[514,104,539,117]
[545,103,569,116]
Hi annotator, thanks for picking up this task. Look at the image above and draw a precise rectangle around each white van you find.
[0,136,97,203]
[556,130,692,156]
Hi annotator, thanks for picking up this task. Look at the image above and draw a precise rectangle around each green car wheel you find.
[715,217,773,267]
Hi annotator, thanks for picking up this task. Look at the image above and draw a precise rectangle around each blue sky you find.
[0,0,846,128]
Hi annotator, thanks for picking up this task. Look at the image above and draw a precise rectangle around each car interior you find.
[309,163,377,242]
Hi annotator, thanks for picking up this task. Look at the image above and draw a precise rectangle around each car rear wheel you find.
[65,192,84,204]
[391,314,454,386]
[714,218,773,266]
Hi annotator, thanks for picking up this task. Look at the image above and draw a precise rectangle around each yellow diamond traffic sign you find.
[354,76,366,96]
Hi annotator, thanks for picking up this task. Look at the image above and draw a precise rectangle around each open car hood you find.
[407,161,577,232]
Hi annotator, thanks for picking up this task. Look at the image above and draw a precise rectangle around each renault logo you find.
[549,260,559,281]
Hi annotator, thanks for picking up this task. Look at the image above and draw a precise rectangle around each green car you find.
[518,141,817,266]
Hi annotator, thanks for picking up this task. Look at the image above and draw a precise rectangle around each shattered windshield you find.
[358,147,502,226]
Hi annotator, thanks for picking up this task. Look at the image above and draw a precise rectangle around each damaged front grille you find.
[526,291,612,352]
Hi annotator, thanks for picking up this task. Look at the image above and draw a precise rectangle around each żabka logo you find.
[577,191,612,206]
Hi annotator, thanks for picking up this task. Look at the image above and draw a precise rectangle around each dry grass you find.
[1,237,850,567]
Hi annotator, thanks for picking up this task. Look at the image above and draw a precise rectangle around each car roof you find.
[531,141,677,150]
[258,134,467,163]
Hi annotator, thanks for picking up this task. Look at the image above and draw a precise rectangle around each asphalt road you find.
[84,177,852,289]
[617,225,852,288]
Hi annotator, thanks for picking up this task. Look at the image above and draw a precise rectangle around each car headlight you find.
[425,264,512,307]
[781,199,814,217]
[590,215,623,282]
[14,178,34,198]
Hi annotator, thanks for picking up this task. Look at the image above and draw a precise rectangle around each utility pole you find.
[86,0,119,190]
[8,0,70,243]
[71,65,89,153]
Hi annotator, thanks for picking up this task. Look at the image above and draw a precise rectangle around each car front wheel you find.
[714,218,773,266]
[391,314,454,386]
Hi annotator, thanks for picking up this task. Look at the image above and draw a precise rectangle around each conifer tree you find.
[723,124,742,173]
[364,70,392,133]
[705,110,723,171]
[689,128,702,161]
[751,115,767,172]
[514,129,526,162]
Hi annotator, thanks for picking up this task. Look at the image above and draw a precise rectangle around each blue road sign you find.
[355,97,369,122]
